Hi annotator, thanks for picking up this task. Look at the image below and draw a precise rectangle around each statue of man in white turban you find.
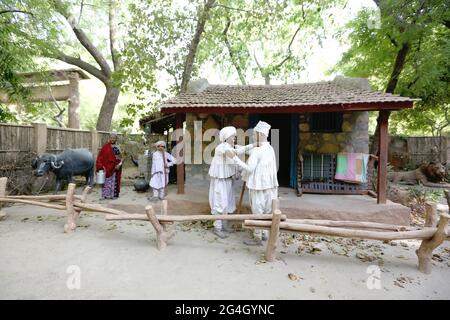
[229,121,279,245]
[208,126,255,239]
[149,140,176,201]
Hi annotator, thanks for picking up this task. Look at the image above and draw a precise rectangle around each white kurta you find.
[209,142,253,230]
[149,151,176,190]
[233,142,278,239]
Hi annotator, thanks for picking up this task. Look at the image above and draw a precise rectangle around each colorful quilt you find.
[334,153,369,184]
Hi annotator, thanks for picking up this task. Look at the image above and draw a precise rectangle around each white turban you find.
[254,121,271,137]
[155,140,166,147]
[219,126,237,142]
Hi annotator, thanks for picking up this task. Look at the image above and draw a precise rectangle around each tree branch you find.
[52,0,112,77]
[179,0,216,93]
[47,49,109,84]
[0,9,33,16]
[109,0,122,71]
[273,25,301,70]
[222,17,246,85]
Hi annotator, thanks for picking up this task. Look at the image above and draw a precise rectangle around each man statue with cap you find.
[208,126,255,239]
[229,121,278,246]
[149,140,176,201]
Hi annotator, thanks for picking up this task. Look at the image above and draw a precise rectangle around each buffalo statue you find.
[32,148,94,193]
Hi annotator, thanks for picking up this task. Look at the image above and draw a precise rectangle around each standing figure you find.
[149,141,176,201]
[96,133,123,200]
[208,126,255,239]
[230,121,278,246]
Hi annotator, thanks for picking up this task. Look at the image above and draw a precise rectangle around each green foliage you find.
[407,186,442,205]
[333,0,450,136]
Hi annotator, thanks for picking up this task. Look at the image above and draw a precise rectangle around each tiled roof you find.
[160,77,417,110]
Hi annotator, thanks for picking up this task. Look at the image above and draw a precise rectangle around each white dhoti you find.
[150,172,168,199]
[249,187,278,240]
[209,177,236,230]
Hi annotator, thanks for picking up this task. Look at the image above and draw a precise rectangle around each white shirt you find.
[233,142,279,190]
[208,143,254,179]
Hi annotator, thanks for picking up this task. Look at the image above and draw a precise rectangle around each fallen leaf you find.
[288,273,298,281]
[432,254,444,262]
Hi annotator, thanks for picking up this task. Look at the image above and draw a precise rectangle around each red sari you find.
[96,143,122,194]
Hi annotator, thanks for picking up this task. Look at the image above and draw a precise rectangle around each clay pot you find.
[133,178,149,192]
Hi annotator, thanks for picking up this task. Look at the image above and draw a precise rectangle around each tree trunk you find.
[96,84,120,131]
[370,42,410,156]
[179,0,216,93]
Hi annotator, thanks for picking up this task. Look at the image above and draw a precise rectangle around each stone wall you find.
[298,111,369,155]
[184,113,249,185]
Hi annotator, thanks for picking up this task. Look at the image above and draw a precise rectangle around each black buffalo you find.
[32,148,94,193]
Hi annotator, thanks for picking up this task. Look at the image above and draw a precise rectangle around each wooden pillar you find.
[175,113,185,194]
[91,130,100,160]
[68,72,80,129]
[377,110,389,204]
[32,123,47,155]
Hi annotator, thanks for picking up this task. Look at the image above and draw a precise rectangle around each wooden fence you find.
[0,123,145,169]
[388,135,450,168]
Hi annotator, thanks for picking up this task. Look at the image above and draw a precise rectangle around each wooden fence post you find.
[424,202,438,227]
[33,123,47,155]
[64,183,77,233]
[91,130,99,159]
[145,204,175,250]
[265,199,281,262]
[416,191,450,274]
[0,177,7,220]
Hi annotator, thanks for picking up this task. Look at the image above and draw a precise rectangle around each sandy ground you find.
[1,185,450,300]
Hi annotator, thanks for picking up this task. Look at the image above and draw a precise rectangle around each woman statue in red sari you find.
[96,133,123,199]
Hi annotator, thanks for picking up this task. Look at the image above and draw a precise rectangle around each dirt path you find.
[1,187,449,299]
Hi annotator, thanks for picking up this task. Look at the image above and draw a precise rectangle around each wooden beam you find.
[175,113,185,194]
[106,213,287,222]
[0,85,72,103]
[244,220,440,241]
[377,110,389,204]
[160,101,414,114]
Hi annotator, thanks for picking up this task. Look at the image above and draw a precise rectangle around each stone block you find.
[318,143,340,154]
[299,123,310,132]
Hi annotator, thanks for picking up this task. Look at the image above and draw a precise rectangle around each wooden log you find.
[4,195,82,201]
[73,202,125,215]
[416,212,450,274]
[105,213,287,222]
[73,186,91,225]
[160,199,172,232]
[64,183,77,233]
[265,209,281,262]
[0,198,66,210]
[244,220,440,241]
[416,192,450,274]
[0,177,6,220]
[367,190,377,198]
[424,202,438,227]
[145,205,175,250]
[284,219,417,231]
